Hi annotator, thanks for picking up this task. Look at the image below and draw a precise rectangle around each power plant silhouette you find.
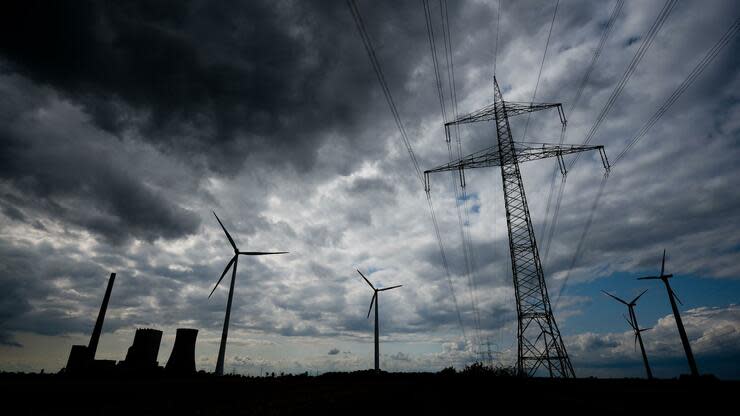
[122,328,163,370]
[62,213,291,377]
[65,273,116,373]
[63,273,199,376]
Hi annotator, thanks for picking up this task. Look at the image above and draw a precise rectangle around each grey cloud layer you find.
[0,0,738,374]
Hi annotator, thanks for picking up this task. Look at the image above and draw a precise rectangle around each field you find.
[2,370,735,415]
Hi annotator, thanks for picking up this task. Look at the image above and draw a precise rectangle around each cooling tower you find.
[165,328,198,374]
[123,328,163,369]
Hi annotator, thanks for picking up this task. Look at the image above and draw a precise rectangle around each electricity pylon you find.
[424,77,610,378]
[476,338,499,367]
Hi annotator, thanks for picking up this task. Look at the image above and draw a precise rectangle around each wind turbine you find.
[638,249,699,377]
[209,212,288,376]
[602,289,653,379]
[357,269,401,372]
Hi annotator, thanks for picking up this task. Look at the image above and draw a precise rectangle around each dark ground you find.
[2,370,735,415]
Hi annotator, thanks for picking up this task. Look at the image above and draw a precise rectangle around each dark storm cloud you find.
[0,239,112,345]
[0,86,201,244]
[0,0,431,176]
[0,0,442,245]
[0,201,25,222]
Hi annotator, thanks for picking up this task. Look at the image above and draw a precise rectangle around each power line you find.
[426,192,468,340]
[554,9,737,305]
[347,0,424,185]
[438,0,484,344]
[521,0,560,141]
[569,0,625,114]
[545,0,677,287]
[569,0,680,169]
[540,0,624,258]
[520,0,564,268]
[554,174,609,307]
[541,124,567,265]
[422,0,473,343]
[348,0,467,341]
[556,11,736,303]
[553,17,739,302]
[539,168,559,247]
[423,0,448,123]
[542,174,567,268]
[614,17,740,165]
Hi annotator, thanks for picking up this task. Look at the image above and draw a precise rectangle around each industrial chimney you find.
[88,273,115,359]
[122,328,163,369]
[166,328,198,374]
[64,272,116,373]
[65,345,90,372]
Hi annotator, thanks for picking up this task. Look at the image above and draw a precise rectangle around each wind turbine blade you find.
[239,251,289,255]
[357,269,375,290]
[209,255,236,298]
[661,249,666,276]
[670,287,683,305]
[366,293,377,319]
[602,290,629,306]
[640,327,653,332]
[213,211,238,251]
[623,314,636,330]
[379,285,402,291]
[637,276,661,280]
[634,333,639,352]
[631,289,648,305]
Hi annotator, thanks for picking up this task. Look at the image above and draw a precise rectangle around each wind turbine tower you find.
[602,289,653,379]
[424,77,610,377]
[209,212,288,376]
[638,250,699,377]
[357,269,402,372]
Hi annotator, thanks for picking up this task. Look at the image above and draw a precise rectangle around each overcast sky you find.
[0,0,739,378]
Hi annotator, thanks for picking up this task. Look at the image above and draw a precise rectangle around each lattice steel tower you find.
[425,77,609,377]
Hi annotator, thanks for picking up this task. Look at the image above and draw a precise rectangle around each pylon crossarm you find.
[444,101,497,126]
[503,101,566,124]
[515,142,603,165]
[424,142,605,183]
[444,101,564,127]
